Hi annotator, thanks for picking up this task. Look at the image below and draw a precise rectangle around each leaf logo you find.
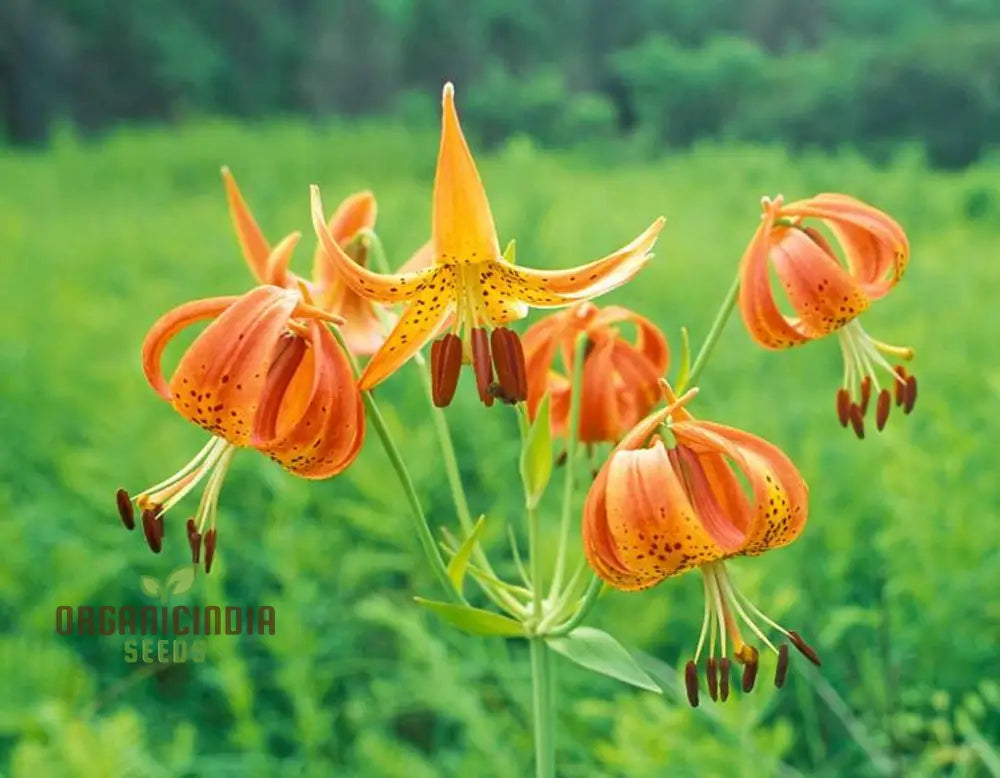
[139,566,197,604]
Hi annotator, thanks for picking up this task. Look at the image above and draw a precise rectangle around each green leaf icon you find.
[139,576,162,599]
[166,566,196,596]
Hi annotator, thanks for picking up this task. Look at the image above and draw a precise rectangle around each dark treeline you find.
[2,0,1000,167]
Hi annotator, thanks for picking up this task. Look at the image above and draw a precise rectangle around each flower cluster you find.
[119,81,915,708]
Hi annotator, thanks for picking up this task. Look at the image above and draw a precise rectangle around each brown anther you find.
[719,658,731,701]
[141,507,164,553]
[684,660,700,707]
[801,225,837,257]
[204,528,217,574]
[742,658,759,693]
[490,327,528,404]
[583,337,597,359]
[471,328,494,407]
[430,334,462,408]
[788,630,822,666]
[706,657,719,701]
[894,366,908,406]
[116,488,135,530]
[775,644,790,688]
[836,389,850,428]
[904,375,917,414]
[876,389,891,431]
[555,450,568,467]
[186,518,202,564]
[848,404,865,439]
[859,376,872,415]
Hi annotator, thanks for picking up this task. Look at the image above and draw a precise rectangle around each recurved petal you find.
[769,227,869,337]
[169,286,300,446]
[737,199,812,350]
[310,191,378,290]
[142,296,240,400]
[500,217,665,306]
[254,320,365,478]
[680,421,808,556]
[222,167,270,284]
[312,186,438,302]
[358,266,457,390]
[604,442,725,588]
[264,231,301,289]
[578,339,623,442]
[432,83,501,265]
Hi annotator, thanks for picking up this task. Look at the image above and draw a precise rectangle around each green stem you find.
[682,272,740,391]
[548,333,588,600]
[328,324,459,603]
[529,637,556,778]
[362,392,460,602]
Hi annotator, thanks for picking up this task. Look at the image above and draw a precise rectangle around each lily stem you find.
[548,332,588,601]
[361,392,460,602]
[682,272,741,391]
[529,637,556,778]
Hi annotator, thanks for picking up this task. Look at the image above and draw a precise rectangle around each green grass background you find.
[1,120,998,776]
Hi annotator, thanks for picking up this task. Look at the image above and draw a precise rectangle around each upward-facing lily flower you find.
[117,285,365,572]
[222,167,428,356]
[738,193,916,438]
[522,302,670,443]
[312,82,665,407]
[583,383,818,706]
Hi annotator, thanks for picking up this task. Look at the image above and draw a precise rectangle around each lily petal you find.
[310,190,378,290]
[142,295,240,400]
[432,83,501,265]
[255,320,365,478]
[312,185,438,302]
[359,266,457,390]
[738,199,812,349]
[169,286,300,446]
[500,217,664,305]
[222,167,270,284]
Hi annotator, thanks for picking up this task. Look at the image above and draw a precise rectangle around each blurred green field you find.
[1,120,998,777]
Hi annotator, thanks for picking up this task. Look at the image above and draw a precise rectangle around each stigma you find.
[116,436,235,573]
[835,319,917,439]
[683,561,820,707]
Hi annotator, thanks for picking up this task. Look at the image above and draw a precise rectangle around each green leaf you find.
[139,576,162,598]
[675,326,691,392]
[414,598,524,637]
[446,515,486,593]
[546,627,661,692]
[519,393,552,509]
[502,239,516,265]
[166,566,196,596]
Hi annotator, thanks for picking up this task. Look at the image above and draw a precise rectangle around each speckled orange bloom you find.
[117,285,364,572]
[583,384,819,705]
[311,83,664,407]
[738,193,916,437]
[223,167,428,356]
[522,302,669,443]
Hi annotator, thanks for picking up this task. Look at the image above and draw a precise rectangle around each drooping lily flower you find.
[583,383,818,706]
[222,167,430,356]
[117,285,365,572]
[311,82,665,407]
[738,193,917,438]
[522,302,669,443]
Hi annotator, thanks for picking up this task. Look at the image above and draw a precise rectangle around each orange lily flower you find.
[311,82,665,407]
[117,285,364,572]
[522,302,669,443]
[223,167,428,356]
[583,384,818,706]
[738,193,917,437]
